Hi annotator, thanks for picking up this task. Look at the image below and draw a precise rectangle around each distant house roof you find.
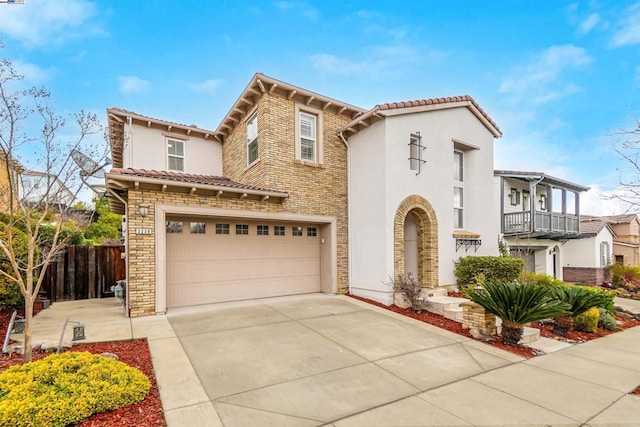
[579,217,616,237]
[107,107,218,169]
[494,170,590,192]
[602,214,640,224]
[339,95,502,138]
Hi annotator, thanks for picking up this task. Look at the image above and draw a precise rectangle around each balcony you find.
[503,211,580,238]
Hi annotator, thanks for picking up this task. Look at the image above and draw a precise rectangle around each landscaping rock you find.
[101,352,119,360]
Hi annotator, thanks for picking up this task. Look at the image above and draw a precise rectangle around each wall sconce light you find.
[139,205,149,217]
[539,195,547,210]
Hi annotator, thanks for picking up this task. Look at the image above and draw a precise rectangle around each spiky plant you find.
[467,280,570,346]
[548,286,613,336]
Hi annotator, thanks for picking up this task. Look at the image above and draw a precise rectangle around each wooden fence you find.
[42,245,126,302]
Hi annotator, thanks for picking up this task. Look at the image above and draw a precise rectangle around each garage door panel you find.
[166,218,321,308]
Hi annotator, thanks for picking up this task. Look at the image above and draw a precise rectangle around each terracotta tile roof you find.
[376,95,501,136]
[108,168,286,194]
[602,214,639,224]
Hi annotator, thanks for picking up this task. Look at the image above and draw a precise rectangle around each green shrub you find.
[467,280,570,345]
[0,224,31,309]
[582,285,615,315]
[0,351,151,427]
[597,307,618,330]
[574,307,600,333]
[519,271,564,287]
[455,256,524,290]
[606,263,640,291]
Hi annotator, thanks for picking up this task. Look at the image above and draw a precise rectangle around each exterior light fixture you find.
[139,205,149,217]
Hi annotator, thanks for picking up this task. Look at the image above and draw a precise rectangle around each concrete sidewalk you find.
[25,295,640,426]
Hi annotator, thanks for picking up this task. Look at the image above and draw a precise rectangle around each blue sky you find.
[1,0,640,214]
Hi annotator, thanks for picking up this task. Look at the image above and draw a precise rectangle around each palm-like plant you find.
[467,280,570,346]
[547,286,612,336]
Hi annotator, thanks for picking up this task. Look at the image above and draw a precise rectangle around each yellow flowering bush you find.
[0,352,151,427]
[574,307,600,333]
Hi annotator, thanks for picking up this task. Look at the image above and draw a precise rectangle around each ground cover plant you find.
[0,352,150,427]
[0,312,166,427]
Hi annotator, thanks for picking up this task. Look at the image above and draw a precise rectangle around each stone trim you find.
[393,195,439,287]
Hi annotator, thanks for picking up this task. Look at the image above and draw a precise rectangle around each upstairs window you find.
[167,139,185,172]
[453,150,464,229]
[295,105,323,164]
[299,112,317,162]
[246,113,258,165]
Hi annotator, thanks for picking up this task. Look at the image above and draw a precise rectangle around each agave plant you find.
[467,280,570,346]
[548,286,612,336]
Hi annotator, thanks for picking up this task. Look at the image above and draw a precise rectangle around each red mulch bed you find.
[0,308,166,426]
[633,386,640,395]
[348,294,538,359]
[348,294,640,361]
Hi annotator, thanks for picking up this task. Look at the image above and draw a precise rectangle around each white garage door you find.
[166,217,321,308]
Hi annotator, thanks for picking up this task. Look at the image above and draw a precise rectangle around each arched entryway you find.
[394,195,439,286]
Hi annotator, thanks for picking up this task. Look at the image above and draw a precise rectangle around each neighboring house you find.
[563,216,615,284]
[105,73,503,316]
[0,150,23,213]
[602,214,640,266]
[19,170,74,207]
[494,170,590,280]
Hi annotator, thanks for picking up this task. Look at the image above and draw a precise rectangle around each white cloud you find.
[311,45,419,78]
[612,2,640,46]
[582,185,636,216]
[274,1,318,20]
[188,79,222,94]
[578,13,601,34]
[118,76,150,94]
[0,0,100,48]
[499,44,591,103]
[11,60,51,84]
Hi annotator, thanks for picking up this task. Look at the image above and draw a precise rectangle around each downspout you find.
[126,117,133,168]
[107,189,130,317]
[338,132,352,295]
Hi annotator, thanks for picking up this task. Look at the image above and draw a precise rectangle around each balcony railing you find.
[503,211,579,235]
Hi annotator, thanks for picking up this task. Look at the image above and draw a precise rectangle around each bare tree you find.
[0,45,105,362]
[611,117,640,211]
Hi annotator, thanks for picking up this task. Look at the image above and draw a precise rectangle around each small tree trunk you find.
[553,316,574,337]
[23,294,34,362]
[501,321,524,346]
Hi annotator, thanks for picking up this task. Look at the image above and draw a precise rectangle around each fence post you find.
[88,246,96,299]
[55,251,65,302]
[68,246,76,301]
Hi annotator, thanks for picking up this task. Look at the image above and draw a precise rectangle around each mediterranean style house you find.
[494,170,590,280]
[105,73,502,316]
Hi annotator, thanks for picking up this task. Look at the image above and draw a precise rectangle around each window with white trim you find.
[166,221,183,233]
[246,113,258,165]
[167,139,185,172]
[236,224,249,235]
[295,105,323,164]
[299,112,316,162]
[215,223,230,235]
[453,151,464,229]
[190,222,206,234]
[257,225,269,235]
[600,242,610,267]
[274,226,285,236]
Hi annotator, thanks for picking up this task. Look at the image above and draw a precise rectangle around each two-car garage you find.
[164,215,323,308]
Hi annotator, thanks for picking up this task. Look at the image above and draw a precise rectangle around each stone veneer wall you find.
[222,92,351,294]
[126,92,353,316]
[461,301,497,336]
[562,266,607,285]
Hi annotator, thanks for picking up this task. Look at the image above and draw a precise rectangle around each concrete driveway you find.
[29,294,640,426]
[161,294,527,426]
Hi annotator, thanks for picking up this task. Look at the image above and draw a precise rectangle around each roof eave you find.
[104,173,289,201]
[214,73,366,142]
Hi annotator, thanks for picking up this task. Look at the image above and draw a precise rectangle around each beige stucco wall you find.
[124,123,223,175]
[564,227,614,268]
[348,106,499,304]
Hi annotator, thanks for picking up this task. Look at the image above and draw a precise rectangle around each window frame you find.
[257,225,269,236]
[215,223,230,235]
[292,226,303,237]
[235,224,249,235]
[274,225,286,236]
[307,227,317,237]
[295,104,323,164]
[166,221,183,233]
[246,112,259,166]
[190,222,206,234]
[167,138,185,172]
[453,150,464,229]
